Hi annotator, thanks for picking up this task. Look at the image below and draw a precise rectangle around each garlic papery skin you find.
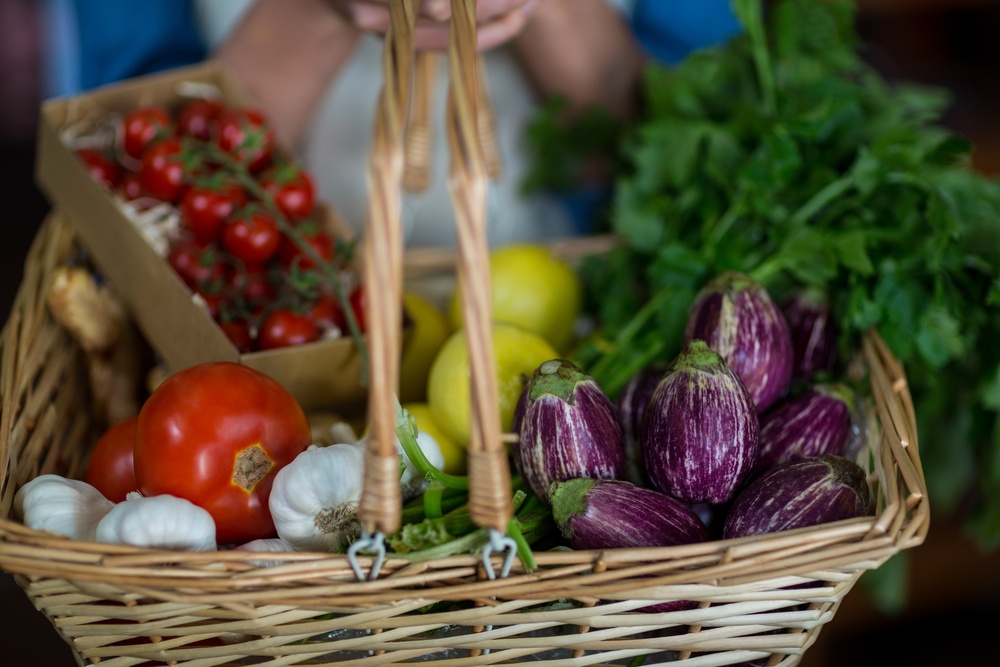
[236,537,298,567]
[95,493,217,551]
[356,431,446,501]
[268,444,364,552]
[14,475,115,541]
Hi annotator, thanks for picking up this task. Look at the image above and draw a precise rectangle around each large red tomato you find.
[133,362,311,544]
[84,416,139,503]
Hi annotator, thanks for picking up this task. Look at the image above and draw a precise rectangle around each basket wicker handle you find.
[360,0,513,536]
[403,52,504,192]
[445,0,512,532]
[402,51,438,193]
[358,0,418,535]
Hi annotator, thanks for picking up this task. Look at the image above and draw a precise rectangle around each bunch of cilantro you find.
[526,0,1000,584]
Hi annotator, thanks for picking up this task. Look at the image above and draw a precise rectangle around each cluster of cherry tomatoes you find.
[75,98,365,353]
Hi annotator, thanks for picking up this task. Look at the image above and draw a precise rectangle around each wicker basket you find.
[0,2,928,665]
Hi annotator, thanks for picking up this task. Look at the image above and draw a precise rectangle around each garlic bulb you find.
[268,444,364,552]
[95,492,217,551]
[236,537,298,567]
[14,475,114,541]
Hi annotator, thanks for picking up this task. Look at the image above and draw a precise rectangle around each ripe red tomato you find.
[219,319,254,353]
[139,137,187,202]
[349,286,367,333]
[223,208,281,264]
[181,183,247,244]
[218,108,275,173]
[167,240,225,290]
[118,171,146,201]
[307,292,346,331]
[262,165,316,220]
[177,98,223,141]
[76,149,121,189]
[258,310,320,350]
[133,362,311,544]
[276,224,335,270]
[84,416,139,503]
[122,106,172,160]
[226,264,276,304]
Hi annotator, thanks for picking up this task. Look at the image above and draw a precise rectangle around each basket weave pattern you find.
[0,1,927,665]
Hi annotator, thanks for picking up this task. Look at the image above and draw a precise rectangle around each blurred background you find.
[2,0,1000,664]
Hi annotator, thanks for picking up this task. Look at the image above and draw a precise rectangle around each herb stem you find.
[789,176,854,227]
[588,287,675,393]
[395,401,470,491]
[737,0,776,116]
[706,192,746,246]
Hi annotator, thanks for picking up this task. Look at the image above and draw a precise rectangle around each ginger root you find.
[47,266,143,424]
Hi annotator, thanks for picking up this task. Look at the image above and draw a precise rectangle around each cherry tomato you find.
[349,286,367,333]
[84,416,139,503]
[217,108,275,173]
[177,98,224,141]
[276,224,335,270]
[195,288,226,320]
[133,362,311,544]
[219,319,254,353]
[258,310,320,350]
[167,240,225,291]
[226,264,276,304]
[122,106,172,160]
[181,183,247,244]
[76,149,121,189]
[139,137,187,203]
[223,208,281,264]
[118,171,146,201]
[307,292,346,332]
[262,165,316,220]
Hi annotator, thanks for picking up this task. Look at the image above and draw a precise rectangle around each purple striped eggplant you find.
[685,271,793,412]
[756,384,854,473]
[615,365,664,485]
[723,456,872,539]
[642,340,759,504]
[551,478,710,550]
[512,360,626,501]
[552,478,709,612]
[782,288,838,382]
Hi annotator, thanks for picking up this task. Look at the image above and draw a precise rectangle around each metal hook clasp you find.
[347,530,387,582]
[480,528,518,580]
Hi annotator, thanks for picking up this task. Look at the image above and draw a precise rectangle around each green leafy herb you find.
[527,0,1000,564]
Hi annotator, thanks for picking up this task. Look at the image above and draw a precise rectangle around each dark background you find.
[2,0,1000,665]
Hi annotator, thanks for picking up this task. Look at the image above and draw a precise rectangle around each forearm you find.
[214,0,361,149]
[511,0,646,119]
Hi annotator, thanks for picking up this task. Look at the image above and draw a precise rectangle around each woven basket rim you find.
[0,213,929,610]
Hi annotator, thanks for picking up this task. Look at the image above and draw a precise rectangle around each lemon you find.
[399,292,452,403]
[402,402,466,474]
[428,323,559,447]
[448,244,582,353]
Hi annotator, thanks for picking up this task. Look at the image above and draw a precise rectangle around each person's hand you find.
[328,0,538,51]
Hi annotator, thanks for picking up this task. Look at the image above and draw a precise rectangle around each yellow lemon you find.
[403,402,466,474]
[399,292,452,403]
[448,244,582,353]
[428,323,559,447]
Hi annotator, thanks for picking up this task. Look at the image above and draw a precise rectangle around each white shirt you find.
[195,0,577,248]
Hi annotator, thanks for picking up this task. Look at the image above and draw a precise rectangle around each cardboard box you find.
[35,61,369,411]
